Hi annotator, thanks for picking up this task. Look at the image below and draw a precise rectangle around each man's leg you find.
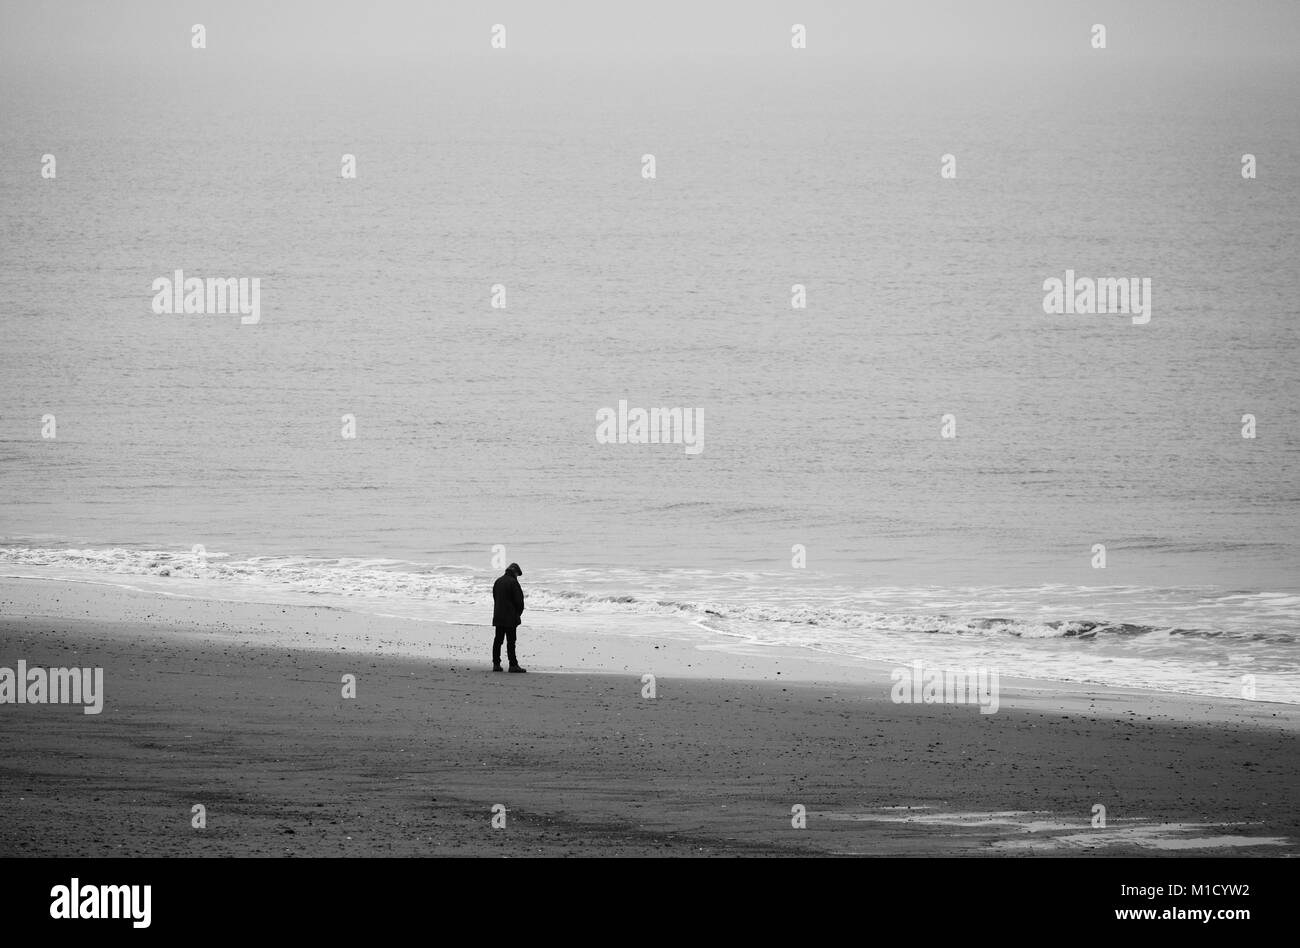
[506,626,519,667]
[492,627,505,669]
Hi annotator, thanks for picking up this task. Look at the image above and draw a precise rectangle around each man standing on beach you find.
[491,562,527,673]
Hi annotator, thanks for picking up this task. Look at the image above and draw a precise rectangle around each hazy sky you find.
[3,0,1299,72]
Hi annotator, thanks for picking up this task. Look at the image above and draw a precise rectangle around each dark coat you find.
[492,572,525,628]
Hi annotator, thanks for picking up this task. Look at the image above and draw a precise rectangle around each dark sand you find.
[1,616,1296,856]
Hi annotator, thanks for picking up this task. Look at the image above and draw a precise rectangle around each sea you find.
[2,53,1298,702]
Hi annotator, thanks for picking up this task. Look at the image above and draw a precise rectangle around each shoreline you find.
[1,577,1297,856]
[3,547,1299,703]
[2,574,1296,720]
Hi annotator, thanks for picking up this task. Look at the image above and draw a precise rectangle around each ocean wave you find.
[4,544,1298,702]
[1,544,1291,645]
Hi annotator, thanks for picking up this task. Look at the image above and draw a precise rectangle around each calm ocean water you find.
[2,60,1298,700]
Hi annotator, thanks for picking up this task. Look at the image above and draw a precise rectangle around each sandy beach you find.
[1,578,1295,857]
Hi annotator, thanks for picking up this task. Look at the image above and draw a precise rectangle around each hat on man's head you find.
[507,563,522,576]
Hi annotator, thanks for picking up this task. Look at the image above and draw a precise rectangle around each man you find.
[491,562,527,673]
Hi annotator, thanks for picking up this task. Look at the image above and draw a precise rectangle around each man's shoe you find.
[508,665,527,673]
[493,664,503,672]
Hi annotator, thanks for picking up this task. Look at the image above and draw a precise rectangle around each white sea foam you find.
[3,545,1298,703]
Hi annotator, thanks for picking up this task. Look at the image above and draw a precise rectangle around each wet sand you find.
[1,583,1296,856]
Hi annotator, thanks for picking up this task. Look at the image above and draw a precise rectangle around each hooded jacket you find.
[492,571,525,628]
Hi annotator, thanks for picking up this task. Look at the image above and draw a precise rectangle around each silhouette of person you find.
[491,562,526,672]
